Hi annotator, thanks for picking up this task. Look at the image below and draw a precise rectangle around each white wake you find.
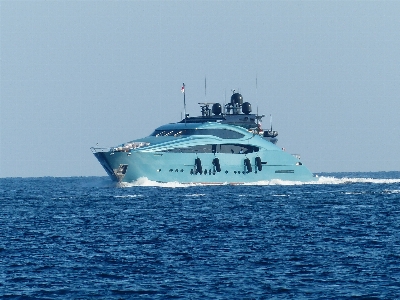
[117,176,400,188]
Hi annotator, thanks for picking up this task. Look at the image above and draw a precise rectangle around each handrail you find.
[90,147,112,153]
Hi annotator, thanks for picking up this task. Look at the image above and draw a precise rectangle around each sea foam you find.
[117,176,400,187]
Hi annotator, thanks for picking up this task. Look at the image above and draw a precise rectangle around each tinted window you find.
[163,144,259,154]
[151,129,244,139]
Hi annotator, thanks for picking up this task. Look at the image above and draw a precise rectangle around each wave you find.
[315,176,400,185]
[117,176,400,188]
[118,177,196,188]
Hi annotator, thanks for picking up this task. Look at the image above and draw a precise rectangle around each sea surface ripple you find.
[1,172,400,299]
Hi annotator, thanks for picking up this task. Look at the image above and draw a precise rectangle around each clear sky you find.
[1,0,399,178]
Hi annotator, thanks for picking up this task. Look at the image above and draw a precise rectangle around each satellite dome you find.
[212,103,222,115]
[242,102,252,114]
[231,93,243,105]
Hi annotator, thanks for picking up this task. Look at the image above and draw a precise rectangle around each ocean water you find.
[1,172,400,299]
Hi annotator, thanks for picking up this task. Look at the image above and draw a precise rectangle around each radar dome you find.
[242,102,252,114]
[212,103,222,115]
[231,93,243,105]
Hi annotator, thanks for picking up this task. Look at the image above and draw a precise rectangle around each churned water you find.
[1,172,400,299]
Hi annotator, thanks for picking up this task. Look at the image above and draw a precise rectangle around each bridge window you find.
[151,129,244,139]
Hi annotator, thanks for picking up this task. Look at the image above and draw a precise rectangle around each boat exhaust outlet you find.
[212,158,221,172]
[244,158,252,173]
[195,158,202,174]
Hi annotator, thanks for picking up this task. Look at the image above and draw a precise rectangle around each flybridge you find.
[180,92,278,142]
[181,92,260,127]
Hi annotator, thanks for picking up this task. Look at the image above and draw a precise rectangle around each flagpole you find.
[256,75,259,127]
[182,83,186,126]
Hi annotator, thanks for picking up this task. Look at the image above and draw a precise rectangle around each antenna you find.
[224,89,226,114]
[204,76,207,101]
[270,114,273,131]
[256,75,259,126]
[181,83,186,126]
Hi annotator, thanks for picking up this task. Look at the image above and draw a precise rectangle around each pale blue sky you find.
[1,0,399,177]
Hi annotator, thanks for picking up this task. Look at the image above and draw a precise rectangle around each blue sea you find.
[1,172,400,299]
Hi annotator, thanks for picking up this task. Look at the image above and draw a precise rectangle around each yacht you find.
[92,92,315,183]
